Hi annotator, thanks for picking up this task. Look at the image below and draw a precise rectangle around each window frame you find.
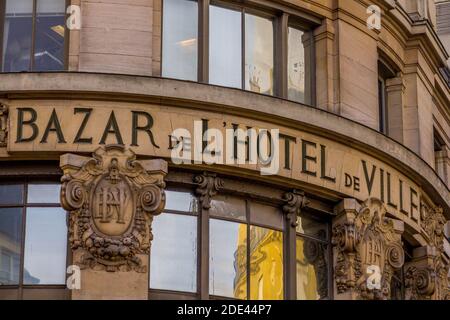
[161,0,319,105]
[0,0,69,72]
[150,172,333,300]
[0,177,69,300]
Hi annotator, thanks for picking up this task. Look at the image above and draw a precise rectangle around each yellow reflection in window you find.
[248,226,283,300]
[296,237,321,300]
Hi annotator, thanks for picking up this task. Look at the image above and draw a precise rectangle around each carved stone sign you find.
[4,102,444,237]
[60,145,167,272]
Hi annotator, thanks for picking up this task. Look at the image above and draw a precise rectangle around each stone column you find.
[332,198,405,300]
[385,76,405,143]
[60,145,167,299]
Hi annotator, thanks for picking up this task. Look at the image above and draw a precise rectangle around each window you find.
[295,213,329,300]
[288,26,307,104]
[434,128,448,183]
[209,5,274,95]
[0,181,67,287]
[378,60,396,134]
[149,190,199,293]
[161,1,317,103]
[209,195,284,300]
[1,0,66,72]
[162,0,198,81]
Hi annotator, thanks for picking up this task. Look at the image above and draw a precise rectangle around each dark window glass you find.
[3,0,33,72]
[296,215,328,241]
[2,0,65,72]
[0,184,23,205]
[34,0,66,71]
[0,207,22,285]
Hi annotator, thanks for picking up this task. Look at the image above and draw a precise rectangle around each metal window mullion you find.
[246,199,250,300]
[30,0,37,71]
[198,0,209,83]
[18,183,27,299]
[199,200,210,299]
[241,9,245,90]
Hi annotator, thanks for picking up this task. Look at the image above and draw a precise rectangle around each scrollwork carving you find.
[194,172,223,209]
[60,145,167,273]
[282,190,309,227]
[0,104,8,147]
[332,198,405,300]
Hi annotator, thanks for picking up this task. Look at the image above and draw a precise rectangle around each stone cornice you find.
[0,72,449,217]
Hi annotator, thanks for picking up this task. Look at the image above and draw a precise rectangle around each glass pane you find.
[165,190,198,213]
[296,215,328,241]
[150,213,197,292]
[34,0,66,71]
[249,226,283,300]
[27,183,60,203]
[209,219,247,299]
[0,208,22,285]
[296,236,328,300]
[250,202,283,230]
[288,27,306,103]
[210,195,246,221]
[162,0,198,81]
[245,14,274,95]
[3,0,33,72]
[209,5,242,88]
[24,207,67,284]
[0,184,23,205]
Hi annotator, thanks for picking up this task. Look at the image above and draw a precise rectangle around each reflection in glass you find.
[288,27,306,103]
[296,215,327,241]
[245,14,274,95]
[3,0,33,72]
[209,219,247,298]
[210,195,246,221]
[250,202,283,230]
[165,190,198,213]
[249,226,283,300]
[34,0,65,71]
[24,207,67,284]
[162,0,198,81]
[0,208,22,285]
[150,213,197,292]
[209,5,242,88]
[27,184,60,203]
[0,184,23,205]
[296,236,328,300]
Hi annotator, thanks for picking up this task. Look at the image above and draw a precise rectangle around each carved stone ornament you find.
[60,145,167,272]
[420,203,446,251]
[403,203,450,300]
[0,103,8,147]
[194,172,224,209]
[332,198,405,300]
[303,238,329,299]
[282,190,309,227]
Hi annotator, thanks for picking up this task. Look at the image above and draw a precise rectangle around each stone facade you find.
[0,0,449,300]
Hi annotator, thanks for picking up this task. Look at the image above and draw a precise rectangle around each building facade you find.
[0,0,449,300]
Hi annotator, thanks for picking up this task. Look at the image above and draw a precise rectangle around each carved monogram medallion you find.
[60,145,167,272]
[332,198,405,300]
